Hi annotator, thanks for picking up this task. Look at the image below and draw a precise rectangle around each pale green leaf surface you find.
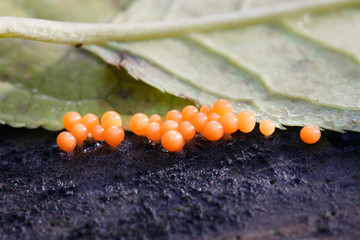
[0,39,191,130]
[95,0,360,132]
[1,0,360,132]
[0,1,191,130]
[9,0,132,22]
[282,8,360,62]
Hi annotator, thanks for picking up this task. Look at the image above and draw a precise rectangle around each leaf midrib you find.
[0,0,358,44]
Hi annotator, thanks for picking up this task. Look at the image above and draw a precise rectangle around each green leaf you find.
[0,1,191,131]
[90,0,359,132]
[1,0,360,132]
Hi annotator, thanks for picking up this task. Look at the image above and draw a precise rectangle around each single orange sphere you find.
[203,121,224,141]
[161,120,179,134]
[161,130,184,152]
[208,112,221,122]
[182,106,199,121]
[238,111,256,133]
[91,125,105,141]
[130,113,149,136]
[212,99,233,116]
[63,111,82,131]
[149,114,162,125]
[300,126,321,144]
[57,131,76,153]
[82,113,99,132]
[146,122,162,141]
[165,110,183,123]
[259,119,276,136]
[220,113,239,134]
[179,121,196,141]
[104,126,125,148]
[70,123,88,144]
[101,111,122,129]
[191,112,208,132]
[200,105,212,115]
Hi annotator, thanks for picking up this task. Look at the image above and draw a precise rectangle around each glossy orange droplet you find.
[63,111,82,131]
[166,110,183,123]
[212,99,233,116]
[149,114,163,125]
[82,113,99,132]
[179,121,196,141]
[70,123,88,144]
[200,105,212,115]
[161,120,179,134]
[182,105,198,121]
[208,112,221,122]
[130,113,149,136]
[146,122,162,141]
[57,131,76,153]
[101,111,122,129]
[259,119,275,136]
[104,126,125,148]
[300,126,321,144]
[220,113,238,134]
[91,125,105,141]
[191,112,208,133]
[203,121,224,141]
[161,130,184,152]
[238,111,256,133]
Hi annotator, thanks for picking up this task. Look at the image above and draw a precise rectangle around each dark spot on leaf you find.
[117,89,131,99]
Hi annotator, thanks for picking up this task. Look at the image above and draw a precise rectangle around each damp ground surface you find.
[0,125,359,240]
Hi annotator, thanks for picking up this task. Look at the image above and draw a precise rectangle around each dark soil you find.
[0,125,359,239]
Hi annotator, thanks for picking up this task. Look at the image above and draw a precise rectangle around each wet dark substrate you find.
[0,125,359,239]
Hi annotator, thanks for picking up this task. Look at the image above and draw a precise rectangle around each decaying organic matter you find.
[0,125,359,239]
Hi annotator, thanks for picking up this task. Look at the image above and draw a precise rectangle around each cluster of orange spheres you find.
[129,99,274,152]
[129,99,321,152]
[57,99,321,153]
[57,111,125,153]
